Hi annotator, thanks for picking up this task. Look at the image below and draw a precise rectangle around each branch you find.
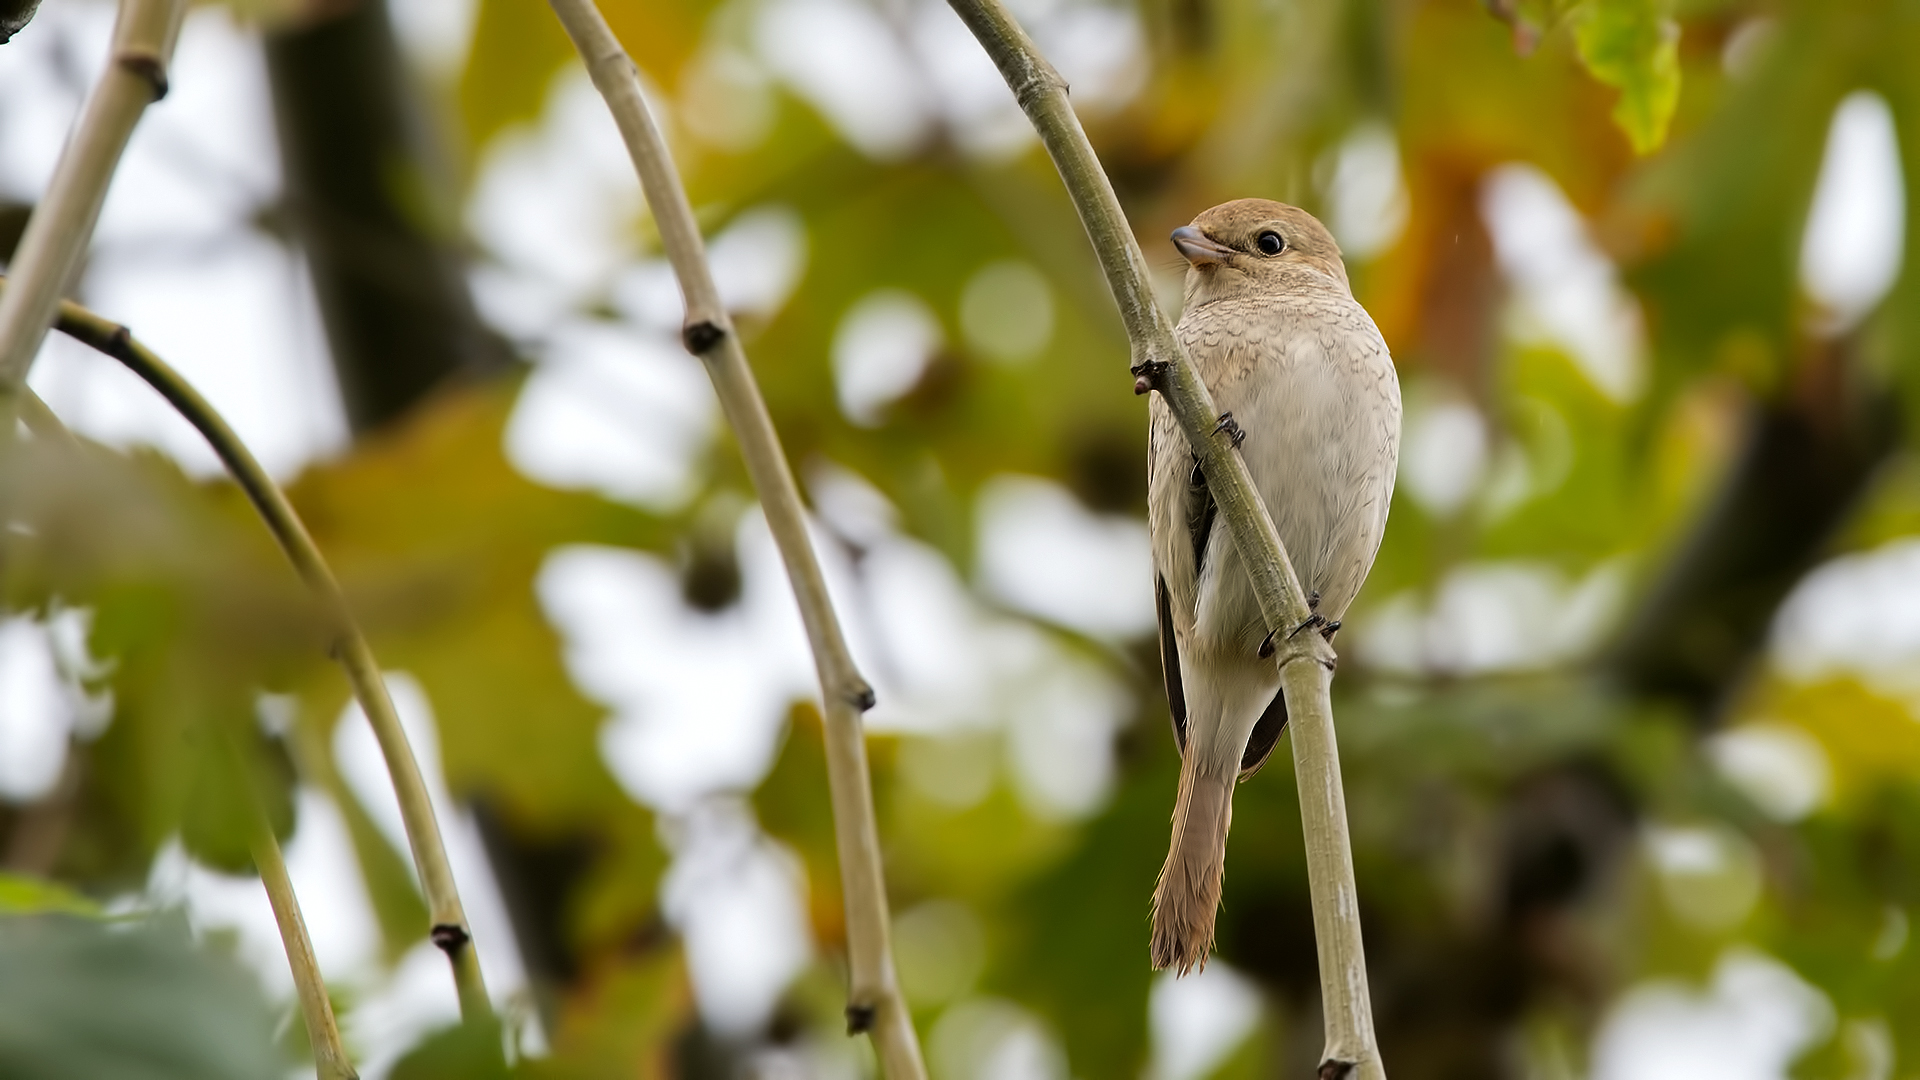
[232,738,359,1080]
[252,819,358,1080]
[0,0,184,392]
[4,281,494,1025]
[942,2,1384,1075]
[16,388,360,1080]
[540,3,926,1074]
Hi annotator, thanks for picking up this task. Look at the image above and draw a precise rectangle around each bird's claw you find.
[1288,613,1327,640]
[1261,614,1337,656]
[1212,412,1246,448]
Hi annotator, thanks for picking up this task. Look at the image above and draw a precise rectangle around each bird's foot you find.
[1319,620,1341,642]
[1257,628,1277,659]
[1308,590,1321,611]
[1212,412,1246,448]
[1288,613,1327,640]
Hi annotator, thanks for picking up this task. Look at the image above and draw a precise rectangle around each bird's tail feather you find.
[1150,752,1235,974]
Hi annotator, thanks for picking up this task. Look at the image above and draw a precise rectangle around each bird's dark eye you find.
[1255,231,1286,256]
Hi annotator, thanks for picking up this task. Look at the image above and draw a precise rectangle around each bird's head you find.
[1171,199,1349,311]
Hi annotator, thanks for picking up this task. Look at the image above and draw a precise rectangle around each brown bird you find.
[1147,199,1401,974]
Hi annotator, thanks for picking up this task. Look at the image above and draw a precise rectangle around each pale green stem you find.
[541,2,926,1075]
[943,2,1384,1075]
[0,0,185,391]
[7,283,493,1025]
[23,383,360,1080]
[238,752,359,1080]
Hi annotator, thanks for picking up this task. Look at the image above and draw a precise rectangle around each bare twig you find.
[234,742,359,1080]
[0,0,185,392]
[943,2,1384,1074]
[4,282,494,1025]
[251,819,358,1080]
[14,387,360,1080]
[541,3,926,1075]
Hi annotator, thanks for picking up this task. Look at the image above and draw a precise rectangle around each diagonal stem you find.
[942,1,1384,1075]
[4,280,493,1025]
[226,731,360,1080]
[251,814,359,1080]
[0,0,185,392]
[17,388,361,1080]
[540,2,926,1075]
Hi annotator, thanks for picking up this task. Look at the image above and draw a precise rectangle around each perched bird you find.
[1147,199,1401,974]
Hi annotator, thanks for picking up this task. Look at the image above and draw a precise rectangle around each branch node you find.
[682,319,725,355]
[846,681,877,711]
[106,324,136,362]
[430,923,471,955]
[1010,63,1067,112]
[844,1003,877,1035]
[114,49,169,100]
[1130,359,1169,396]
[1318,1060,1356,1080]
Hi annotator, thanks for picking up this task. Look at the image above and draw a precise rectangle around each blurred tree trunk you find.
[1608,342,1901,720]
[264,0,506,431]
[262,0,579,1022]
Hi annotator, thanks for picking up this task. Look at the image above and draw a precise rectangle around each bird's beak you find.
[1171,225,1234,268]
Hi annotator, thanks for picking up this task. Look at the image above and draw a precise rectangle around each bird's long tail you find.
[1150,751,1235,974]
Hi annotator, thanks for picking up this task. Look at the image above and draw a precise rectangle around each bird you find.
[1146,198,1401,974]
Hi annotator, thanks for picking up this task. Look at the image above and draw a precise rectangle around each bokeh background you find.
[2,0,1919,1076]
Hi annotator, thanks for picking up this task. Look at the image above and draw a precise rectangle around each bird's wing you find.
[1186,457,1218,584]
[1239,690,1287,779]
[1156,573,1187,756]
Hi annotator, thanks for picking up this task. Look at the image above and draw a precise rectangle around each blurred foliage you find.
[0,912,283,1079]
[7,0,1920,1076]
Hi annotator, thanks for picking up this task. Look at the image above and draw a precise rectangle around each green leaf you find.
[0,874,100,917]
[390,1017,512,1080]
[1573,0,1682,154]
[0,913,283,1080]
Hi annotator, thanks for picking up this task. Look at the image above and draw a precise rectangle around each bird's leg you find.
[1262,593,1327,657]
[1212,412,1246,448]
[1306,593,1339,641]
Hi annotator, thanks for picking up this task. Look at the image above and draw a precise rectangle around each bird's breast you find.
[1172,292,1400,623]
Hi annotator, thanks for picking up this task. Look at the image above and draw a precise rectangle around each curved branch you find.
[18,384,361,1079]
[0,0,185,391]
[942,2,1384,1075]
[7,282,493,1024]
[541,3,925,1075]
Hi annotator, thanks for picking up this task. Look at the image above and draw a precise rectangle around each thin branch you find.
[252,820,358,1080]
[942,2,1384,1075]
[0,0,185,392]
[234,740,359,1080]
[541,3,926,1075]
[15,393,360,1080]
[4,281,494,1025]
